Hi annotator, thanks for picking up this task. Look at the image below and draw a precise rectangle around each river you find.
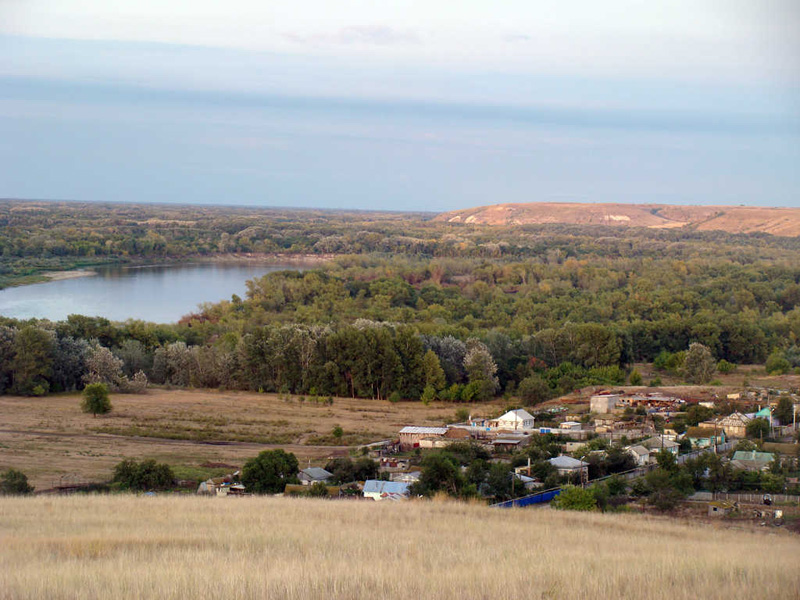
[0,262,305,323]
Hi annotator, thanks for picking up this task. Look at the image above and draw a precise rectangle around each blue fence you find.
[491,487,562,508]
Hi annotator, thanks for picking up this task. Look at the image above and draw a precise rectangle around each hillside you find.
[2,495,798,599]
[434,202,800,236]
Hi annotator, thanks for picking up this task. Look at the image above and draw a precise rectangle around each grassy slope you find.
[0,390,503,490]
[1,495,798,600]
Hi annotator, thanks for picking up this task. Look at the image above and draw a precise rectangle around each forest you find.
[1,199,799,400]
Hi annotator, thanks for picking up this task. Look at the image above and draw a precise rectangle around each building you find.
[626,445,651,467]
[590,394,620,414]
[715,412,751,438]
[548,455,589,478]
[491,436,529,453]
[684,427,726,449]
[298,467,333,486]
[362,480,411,501]
[731,451,775,472]
[640,436,679,456]
[708,501,735,517]
[399,426,448,451]
[489,409,535,431]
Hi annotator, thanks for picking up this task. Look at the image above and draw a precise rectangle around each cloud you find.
[283,25,420,46]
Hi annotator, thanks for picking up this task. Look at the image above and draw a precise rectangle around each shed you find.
[708,501,734,517]
[399,426,448,451]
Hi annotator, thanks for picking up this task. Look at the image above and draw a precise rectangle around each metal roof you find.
[301,467,333,480]
[363,480,411,495]
[399,426,448,435]
[548,455,589,469]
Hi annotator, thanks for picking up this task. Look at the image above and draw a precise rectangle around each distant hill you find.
[433,203,800,237]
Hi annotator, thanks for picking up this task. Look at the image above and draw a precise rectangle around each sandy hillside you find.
[434,202,800,236]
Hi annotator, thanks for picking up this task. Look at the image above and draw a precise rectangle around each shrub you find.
[332,425,344,439]
[81,383,112,417]
[0,468,34,495]
[307,482,330,497]
[765,351,790,375]
[551,485,597,511]
[717,359,736,374]
[628,369,643,386]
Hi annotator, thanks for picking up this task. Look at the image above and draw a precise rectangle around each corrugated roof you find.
[363,480,411,495]
[301,467,333,480]
[732,451,775,463]
[498,409,535,421]
[549,456,588,468]
[399,426,448,435]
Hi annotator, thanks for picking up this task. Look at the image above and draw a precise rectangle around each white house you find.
[490,409,535,431]
[626,445,651,467]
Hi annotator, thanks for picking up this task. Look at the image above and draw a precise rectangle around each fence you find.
[709,492,800,505]
[491,487,562,508]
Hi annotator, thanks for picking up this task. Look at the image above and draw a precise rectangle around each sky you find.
[1,1,798,211]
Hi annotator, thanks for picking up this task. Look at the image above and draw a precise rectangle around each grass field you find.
[1,495,798,600]
[0,390,503,490]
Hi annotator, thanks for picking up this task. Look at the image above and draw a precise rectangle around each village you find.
[195,386,800,524]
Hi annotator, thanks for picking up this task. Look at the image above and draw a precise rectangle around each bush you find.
[717,359,736,374]
[551,485,597,511]
[628,369,643,386]
[112,459,174,491]
[307,482,330,497]
[765,351,790,375]
[82,382,112,416]
[0,468,34,495]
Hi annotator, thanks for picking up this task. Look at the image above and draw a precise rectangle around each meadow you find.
[0,390,500,490]
[1,494,798,600]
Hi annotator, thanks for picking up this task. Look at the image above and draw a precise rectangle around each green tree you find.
[241,450,299,494]
[774,395,794,426]
[629,369,643,386]
[422,349,446,391]
[551,485,597,511]
[746,418,770,439]
[112,459,174,491]
[517,374,551,406]
[0,468,34,495]
[682,343,716,384]
[81,383,112,417]
[332,425,344,440]
[11,326,55,395]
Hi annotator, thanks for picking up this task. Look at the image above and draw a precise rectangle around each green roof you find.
[732,451,775,463]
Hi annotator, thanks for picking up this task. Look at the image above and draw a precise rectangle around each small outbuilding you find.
[298,467,334,486]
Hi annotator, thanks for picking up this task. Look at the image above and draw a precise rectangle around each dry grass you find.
[0,390,503,489]
[1,495,798,600]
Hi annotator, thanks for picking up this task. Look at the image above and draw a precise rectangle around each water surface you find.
[0,262,303,323]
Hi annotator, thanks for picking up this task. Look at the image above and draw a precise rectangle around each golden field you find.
[0,390,501,490]
[1,495,798,600]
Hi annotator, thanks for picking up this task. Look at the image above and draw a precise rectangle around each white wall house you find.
[490,409,535,431]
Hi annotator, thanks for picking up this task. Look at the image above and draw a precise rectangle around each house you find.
[590,394,620,414]
[548,455,589,477]
[559,421,582,432]
[730,450,775,472]
[489,409,535,431]
[641,436,680,456]
[399,426,448,451]
[716,412,751,438]
[626,445,651,467]
[298,467,333,486]
[684,427,726,449]
[362,480,411,501]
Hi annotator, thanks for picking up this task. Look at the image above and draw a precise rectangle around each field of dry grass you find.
[0,390,503,490]
[1,495,798,600]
